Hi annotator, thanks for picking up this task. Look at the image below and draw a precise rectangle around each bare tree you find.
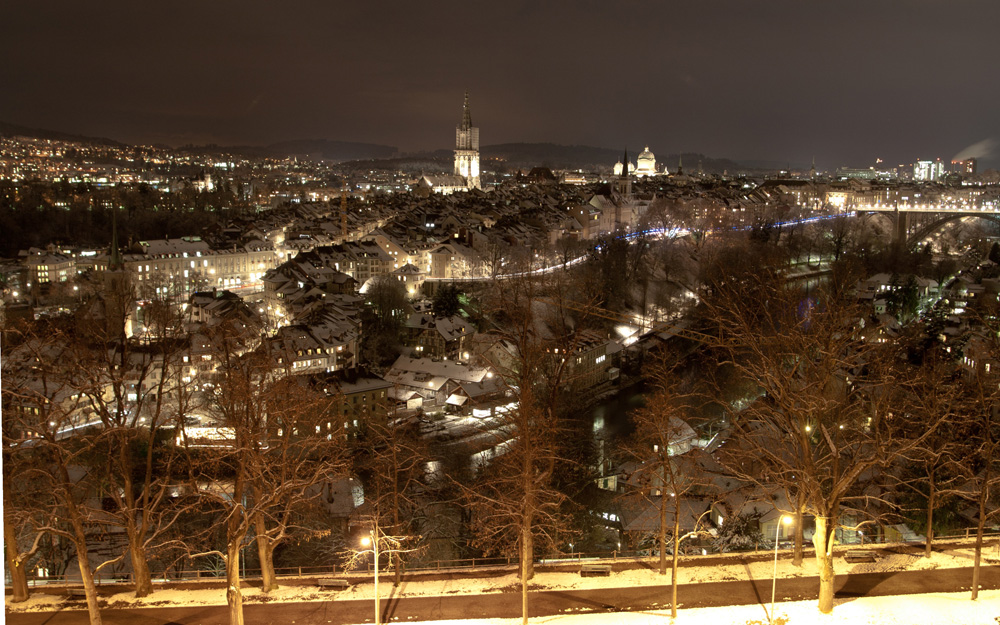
[67,285,194,598]
[185,332,346,625]
[2,323,107,625]
[361,274,409,366]
[704,268,939,614]
[620,360,714,618]
[464,272,590,625]
[248,372,348,592]
[955,343,1000,600]
[2,443,48,602]
[888,351,969,558]
[351,412,428,587]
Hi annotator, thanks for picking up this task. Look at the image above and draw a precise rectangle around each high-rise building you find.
[454,91,481,190]
[951,158,978,175]
[913,159,945,181]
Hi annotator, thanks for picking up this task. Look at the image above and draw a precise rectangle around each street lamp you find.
[360,531,380,625]
[770,515,794,624]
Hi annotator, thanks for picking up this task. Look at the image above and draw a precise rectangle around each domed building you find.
[613,160,635,176]
[634,146,658,177]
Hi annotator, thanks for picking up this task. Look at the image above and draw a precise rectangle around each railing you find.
[12,530,1000,588]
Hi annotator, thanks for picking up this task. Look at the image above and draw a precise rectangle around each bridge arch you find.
[906,214,1000,248]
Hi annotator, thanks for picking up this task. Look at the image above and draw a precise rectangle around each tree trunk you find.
[972,487,986,601]
[4,517,30,603]
[254,514,277,592]
[793,505,804,567]
[520,523,531,625]
[812,516,836,614]
[392,503,403,587]
[226,544,245,625]
[393,551,402,587]
[924,475,935,559]
[124,513,152,597]
[792,490,805,566]
[671,511,680,618]
[127,539,153,598]
[520,515,534,581]
[658,490,668,575]
[73,530,103,625]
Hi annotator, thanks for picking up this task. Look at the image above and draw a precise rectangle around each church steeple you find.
[454,90,481,190]
[614,147,632,208]
[109,209,123,270]
[461,90,472,131]
[616,148,633,180]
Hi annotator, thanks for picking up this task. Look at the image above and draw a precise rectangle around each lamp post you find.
[770,515,793,624]
[360,532,380,625]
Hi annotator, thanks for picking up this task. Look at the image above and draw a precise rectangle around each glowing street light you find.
[359,531,381,625]
[770,515,794,624]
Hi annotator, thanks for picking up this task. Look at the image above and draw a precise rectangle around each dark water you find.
[590,384,647,445]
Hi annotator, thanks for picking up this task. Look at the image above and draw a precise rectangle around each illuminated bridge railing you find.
[856,203,1000,213]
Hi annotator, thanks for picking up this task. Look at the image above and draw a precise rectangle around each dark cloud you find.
[3,1,999,169]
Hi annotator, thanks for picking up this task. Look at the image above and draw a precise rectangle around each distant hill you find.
[481,143,747,174]
[481,143,622,170]
[336,155,450,174]
[0,123,770,173]
[179,139,397,162]
[0,121,125,147]
[349,143,756,175]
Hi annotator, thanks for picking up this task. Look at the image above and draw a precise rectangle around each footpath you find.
[6,542,1000,625]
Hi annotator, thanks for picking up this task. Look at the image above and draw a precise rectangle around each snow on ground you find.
[6,544,998,617]
[332,591,1000,625]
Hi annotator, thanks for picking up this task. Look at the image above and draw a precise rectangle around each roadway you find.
[8,565,998,624]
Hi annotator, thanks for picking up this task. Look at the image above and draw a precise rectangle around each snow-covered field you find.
[7,544,999,624]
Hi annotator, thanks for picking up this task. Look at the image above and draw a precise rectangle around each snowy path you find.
[7,550,1000,625]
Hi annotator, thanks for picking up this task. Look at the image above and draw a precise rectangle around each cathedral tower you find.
[454,91,481,190]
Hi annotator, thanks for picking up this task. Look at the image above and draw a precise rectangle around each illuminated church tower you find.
[454,91,481,190]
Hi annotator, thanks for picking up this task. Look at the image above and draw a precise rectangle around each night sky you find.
[4,1,999,170]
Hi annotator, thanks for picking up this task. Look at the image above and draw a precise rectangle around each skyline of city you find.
[4,4,1000,624]
[3,1,999,170]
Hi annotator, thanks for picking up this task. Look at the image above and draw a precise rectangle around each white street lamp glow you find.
[771,515,794,624]
[359,531,380,625]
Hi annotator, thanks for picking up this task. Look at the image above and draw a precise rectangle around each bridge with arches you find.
[857,203,1000,248]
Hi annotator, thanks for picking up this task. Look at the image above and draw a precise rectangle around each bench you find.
[580,564,612,577]
[66,588,88,599]
[317,578,351,590]
[844,549,878,563]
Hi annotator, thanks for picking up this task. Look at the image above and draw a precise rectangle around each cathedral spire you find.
[461,90,472,131]
[454,91,481,190]
[109,208,123,270]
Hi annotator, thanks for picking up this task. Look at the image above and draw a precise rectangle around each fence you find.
[11,529,1000,588]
